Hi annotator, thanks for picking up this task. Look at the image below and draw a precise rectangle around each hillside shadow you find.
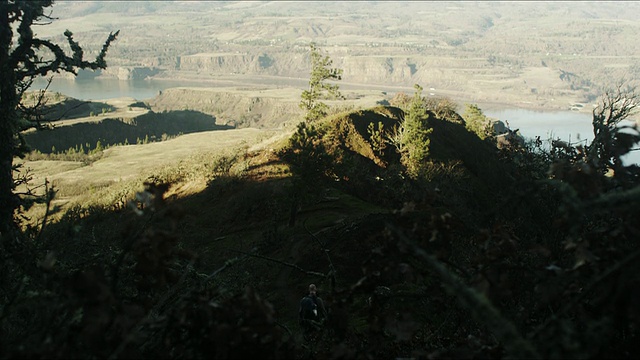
[29,104,553,358]
[42,98,116,121]
[427,113,516,190]
[24,109,233,153]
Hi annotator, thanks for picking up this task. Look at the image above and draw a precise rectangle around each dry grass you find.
[16,127,285,223]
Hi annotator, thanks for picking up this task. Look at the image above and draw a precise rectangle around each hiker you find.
[299,284,327,337]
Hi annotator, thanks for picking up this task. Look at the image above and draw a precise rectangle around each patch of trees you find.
[463,103,493,140]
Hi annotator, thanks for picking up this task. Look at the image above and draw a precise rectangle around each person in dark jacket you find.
[299,284,327,338]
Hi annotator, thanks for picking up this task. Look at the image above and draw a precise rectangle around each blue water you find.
[31,76,309,101]
[485,108,640,165]
[484,109,594,144]
[31,77,210,101]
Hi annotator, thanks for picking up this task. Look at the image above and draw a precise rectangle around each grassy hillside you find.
[6,97,640,359]
[15,127,280,224]
[24,109,232,153]
[146,86,387,129]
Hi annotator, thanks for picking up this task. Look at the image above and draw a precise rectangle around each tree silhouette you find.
[587,84,640,178]
[0,0,118,240]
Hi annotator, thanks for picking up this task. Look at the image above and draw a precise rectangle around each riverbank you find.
[35,72,596,117]
[148,73,597,115]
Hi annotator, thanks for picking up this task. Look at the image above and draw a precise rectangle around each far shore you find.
[36,73,597,116]
[134,74,600,116]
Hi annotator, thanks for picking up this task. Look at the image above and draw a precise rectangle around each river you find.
[484,108,640,165]
[32,77,640,165]
[31,77,206,101]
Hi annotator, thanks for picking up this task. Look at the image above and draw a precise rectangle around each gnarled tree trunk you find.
[0,3,19,242]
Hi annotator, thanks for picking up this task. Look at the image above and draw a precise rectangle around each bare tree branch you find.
[588,83,640,174]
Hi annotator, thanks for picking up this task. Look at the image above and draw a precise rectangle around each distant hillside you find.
[24,109,231,153]
[146,87,387,129]
[21,91,115,121]
[147,87,303,128]
[34,1,640,111]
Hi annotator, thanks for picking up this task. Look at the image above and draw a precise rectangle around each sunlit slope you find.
[18,128,280,204]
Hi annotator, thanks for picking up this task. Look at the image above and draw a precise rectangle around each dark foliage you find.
[0,0,118,239]
[2,92,640,358]
[1,6,640,355]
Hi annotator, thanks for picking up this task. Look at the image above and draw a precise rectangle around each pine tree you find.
[299,43,344,122]
[399,84,433,178]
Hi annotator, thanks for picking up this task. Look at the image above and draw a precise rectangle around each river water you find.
[32,77,205,101]
[484,108,640,165]
[33,77,640,164]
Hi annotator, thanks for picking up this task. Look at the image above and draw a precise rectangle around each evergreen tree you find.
[299,43,343,122]
[399,84,433,178]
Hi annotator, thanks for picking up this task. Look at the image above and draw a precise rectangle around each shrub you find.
[463,104,493,140]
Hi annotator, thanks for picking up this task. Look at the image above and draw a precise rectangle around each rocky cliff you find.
[174,51,425,86]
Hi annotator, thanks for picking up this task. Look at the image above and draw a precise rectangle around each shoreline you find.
[145,74,596,115]
[42,73,596,116]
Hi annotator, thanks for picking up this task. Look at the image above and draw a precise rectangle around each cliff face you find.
[90,54,422,85]
[177,53,266,74]
[169,52,501,89]
[174,52,422,86]
[101,66,162,80]
[341,56,418,84]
